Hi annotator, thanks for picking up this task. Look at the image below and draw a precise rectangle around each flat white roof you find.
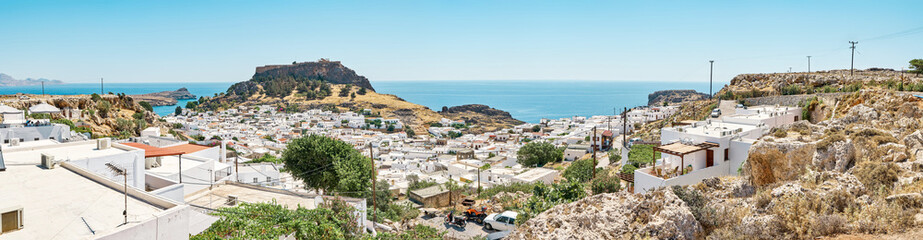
[513,168,557,181]
[0,142,165,240]
[668,121,759,138]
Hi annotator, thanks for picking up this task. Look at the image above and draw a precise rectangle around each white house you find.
[633,105,800,193]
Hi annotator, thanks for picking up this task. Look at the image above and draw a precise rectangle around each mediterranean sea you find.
[1,80,722,123]
[374,80,720,123]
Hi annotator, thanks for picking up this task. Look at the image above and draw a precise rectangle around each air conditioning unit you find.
[226,195,238,206]
[9,138,18,147]
[41,154,55,169]
[97,138,111,150]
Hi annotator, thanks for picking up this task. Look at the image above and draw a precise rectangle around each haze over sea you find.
[1,80,721,123]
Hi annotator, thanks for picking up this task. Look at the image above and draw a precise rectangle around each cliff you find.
[648,89,710,106]
[249,58,374,90]
[130,88,197,106]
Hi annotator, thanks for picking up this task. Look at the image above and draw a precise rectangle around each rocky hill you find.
[512,89,923,239]
[0,93,167,137]
[196,60,522,133]
[0,73,64,86]
[130,88,196,106]
[648,89,710,106]
[719,69,923,100]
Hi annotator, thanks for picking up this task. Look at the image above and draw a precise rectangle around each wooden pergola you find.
[652,141,719,176]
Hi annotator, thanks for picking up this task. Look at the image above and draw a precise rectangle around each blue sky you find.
[1,0,920,83]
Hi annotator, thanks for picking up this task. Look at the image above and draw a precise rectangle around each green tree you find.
[563,158,595,183]
[531,125,541,132]
[405,128,415,138]
[186,100,198,109]
[282,135,373,198]
[517,141,562,167]
[90,93,102,102]
[910,59,923,74]
[175,106,182,115]
[356,87,367,95]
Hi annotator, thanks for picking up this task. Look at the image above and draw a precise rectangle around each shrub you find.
[620,164,638,174]
[90,93,102,102]
[563,158,595,183]
[772,129,788,138]
[51,118,75,128]
[138,101,153,112]
[852,162,899,194]
[590,171,620,194]
[517,141,563,167]
[628,144,660,165]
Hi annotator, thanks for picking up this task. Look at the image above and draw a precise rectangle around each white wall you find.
[97,206,191,240]
[69,149,146,189]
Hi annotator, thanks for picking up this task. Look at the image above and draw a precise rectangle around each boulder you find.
[813,140,855,172]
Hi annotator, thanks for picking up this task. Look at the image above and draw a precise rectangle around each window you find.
[34,137,40,141]
[1,208,23,233]
[497,216,508,223]
[253,178,258,183]
[266,177,271,183]
[724,148,729,161]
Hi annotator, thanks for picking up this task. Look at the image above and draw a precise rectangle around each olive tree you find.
[282,135,373,198]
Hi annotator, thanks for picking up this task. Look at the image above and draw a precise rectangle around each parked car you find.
[710,109,721,118]
[484,211,518,231]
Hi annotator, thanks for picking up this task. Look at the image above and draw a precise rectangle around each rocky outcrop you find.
[130,88,196,106]
[251,59,374,91]
[439,104,525,133]
[510,190,702,240]
[648,90,710,106]
[0,94,165,136]
[721,69,923,98]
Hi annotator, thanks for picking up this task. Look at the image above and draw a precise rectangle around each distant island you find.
[131,88,197,106]
[0,73,64,86]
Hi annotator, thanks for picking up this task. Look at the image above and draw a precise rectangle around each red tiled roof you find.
[121,142,185,158]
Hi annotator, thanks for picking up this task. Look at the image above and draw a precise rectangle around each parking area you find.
[419,215,499,239]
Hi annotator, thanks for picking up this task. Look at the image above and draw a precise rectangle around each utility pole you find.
[709,60,714,99]
[622,107,627,149]
[235,156,239,182]
[592,126,597,178]
[807,56,811,72]
[849,41,858,76]
[100,78,104,95]
[41,81,45,96]
[368,143,376,223]
[105,163,128,226]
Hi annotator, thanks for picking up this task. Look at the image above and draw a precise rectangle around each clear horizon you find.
[2,1,921,83]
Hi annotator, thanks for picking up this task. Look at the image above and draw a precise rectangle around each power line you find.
[861,25,923,42]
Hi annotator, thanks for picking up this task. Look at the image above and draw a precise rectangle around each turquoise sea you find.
[1,80,721,123]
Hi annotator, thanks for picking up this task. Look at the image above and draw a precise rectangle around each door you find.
[706,150,714,167]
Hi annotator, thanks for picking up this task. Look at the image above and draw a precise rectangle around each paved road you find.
[419,215,497,239]
[717,100,737,118]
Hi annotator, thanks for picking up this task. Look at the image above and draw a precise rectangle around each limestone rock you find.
[509,190,702,240]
